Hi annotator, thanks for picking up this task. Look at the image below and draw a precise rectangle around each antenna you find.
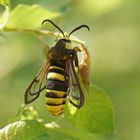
[42,19,65,37]
[69,25,89,37]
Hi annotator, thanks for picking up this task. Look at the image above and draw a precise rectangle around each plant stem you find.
[2,27,85,44]
[2,27,89,68]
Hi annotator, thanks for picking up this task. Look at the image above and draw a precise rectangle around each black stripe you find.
[51,59,65,68]
[46,101,66,106]
[46,79,68,91]
[45,92,66,98]
[47,78,66,84]
[48,68,64,75]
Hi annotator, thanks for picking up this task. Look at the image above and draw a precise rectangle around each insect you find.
[24,19,89,116]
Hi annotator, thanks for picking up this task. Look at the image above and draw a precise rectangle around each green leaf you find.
[0,0,10,6]
[0,1,9,30]
[45,121,106,140]
[0,120,50,140]
[64,84,115,135]
[8,105,40,123]
[32,134,51,140]
[5,4,60,29]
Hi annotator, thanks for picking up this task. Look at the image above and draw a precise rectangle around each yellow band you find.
[45,97,65,104]
[46,89,66,97]
[46,104,64,113]
[49,66,64,71]
[52,110,63,116]
[47,72,64,81]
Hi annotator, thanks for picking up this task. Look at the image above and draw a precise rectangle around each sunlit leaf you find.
[64,84,115,135]
[0,0,10,6]
[0,1,9,30]
[8,105,39,123]
[0,120,50,140]
[45,120,105,140]
[5,4,60,29]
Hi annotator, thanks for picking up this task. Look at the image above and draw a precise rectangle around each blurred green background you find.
[0,0,140,140]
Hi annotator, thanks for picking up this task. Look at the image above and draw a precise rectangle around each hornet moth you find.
[24,19,90,116]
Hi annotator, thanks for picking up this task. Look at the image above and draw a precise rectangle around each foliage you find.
[0,0,115,140]
[6,4,60,29]
[64,85,114,135]
[0,120,50,140]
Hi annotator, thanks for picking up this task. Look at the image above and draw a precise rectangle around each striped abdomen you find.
[45,61,67,116]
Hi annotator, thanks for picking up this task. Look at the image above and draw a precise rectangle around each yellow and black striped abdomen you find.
[45,65,67,116]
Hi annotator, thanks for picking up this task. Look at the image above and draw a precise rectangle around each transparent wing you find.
[24,60,50,104]
[66,57,84,108]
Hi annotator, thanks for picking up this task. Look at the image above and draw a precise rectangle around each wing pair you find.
[24,55,84,108]
[24,60,50,104]
[66,57,84,108]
